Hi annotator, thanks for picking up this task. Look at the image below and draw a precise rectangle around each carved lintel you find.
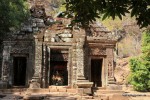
[90,48,106,56]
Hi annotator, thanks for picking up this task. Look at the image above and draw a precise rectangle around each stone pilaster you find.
[1,46,11,82]
[68,48,72,86]
[76,38,86,81]
[76,38,93,94]
[71,43,77,87]
[106,48,116,84]
[41,45,47,88]
[30,38,42,88]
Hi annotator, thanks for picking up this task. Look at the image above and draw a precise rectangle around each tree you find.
[129,30,150,91]
[0,0,29,40]
[64,0,150,28]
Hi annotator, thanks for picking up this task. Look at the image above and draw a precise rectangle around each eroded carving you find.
[108,61,113,78]
[2,61,9,81]
[90,48,106,55]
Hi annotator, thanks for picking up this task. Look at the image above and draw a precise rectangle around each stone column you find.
[1,45,11,88]
[30,38,42,88]
[41,45,47,88]
[76,38,93,94]
[106,48,116,84]
[68,48,72,86]
[76,38,86,81]
[71,43,77,88]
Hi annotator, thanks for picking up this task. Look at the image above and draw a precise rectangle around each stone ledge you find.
[76,82,93,88]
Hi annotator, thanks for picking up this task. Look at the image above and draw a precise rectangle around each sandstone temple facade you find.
[0,5,117,93]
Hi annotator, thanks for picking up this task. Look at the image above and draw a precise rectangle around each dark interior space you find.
[50,61,68,86]
[91,59,103,87]
[13,57,27,86]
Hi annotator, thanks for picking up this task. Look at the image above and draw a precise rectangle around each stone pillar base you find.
[0,81,8,89]
[29,77,41,89]
[108,77,116,84]
[29,82,40,89]
[107,84,122,90]
[76,81,93,94]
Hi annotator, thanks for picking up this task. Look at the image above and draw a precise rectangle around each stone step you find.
[95,90,124,94]
[49,86,78,93]
[27,88,50,94]
[92,87,106,92]
[0,88,27,93]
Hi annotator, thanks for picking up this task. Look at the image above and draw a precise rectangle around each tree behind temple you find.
[129,30,150,91]
[0,0,29,40]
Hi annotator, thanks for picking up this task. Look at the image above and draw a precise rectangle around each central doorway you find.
[50,61,68,86]
[91,59,103,87]
[13,57,27,86]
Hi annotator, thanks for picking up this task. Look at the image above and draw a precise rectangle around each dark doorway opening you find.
[91,59,103,87]
[50,61,68,86]
[13,57,27,86]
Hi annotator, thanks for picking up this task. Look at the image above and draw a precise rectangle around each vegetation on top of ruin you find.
[0,0,29,39]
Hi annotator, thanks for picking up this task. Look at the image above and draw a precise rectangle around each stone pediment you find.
[87,22,116,41]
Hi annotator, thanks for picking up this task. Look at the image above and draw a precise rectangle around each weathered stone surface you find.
[0,5,117,96]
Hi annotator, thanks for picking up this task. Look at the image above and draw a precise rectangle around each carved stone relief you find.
[2,61,9,81]
[11,48,29,54]
[72,48,77,85]
[90,48,106,56]
[108,60,113,78]
[76,38,86,79]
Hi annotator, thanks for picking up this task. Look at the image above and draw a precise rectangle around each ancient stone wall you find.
[0,43,3,79]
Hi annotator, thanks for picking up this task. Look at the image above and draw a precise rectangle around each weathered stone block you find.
[62,38,72,42]
[29,82,40,89]
[0,81,8,89]
[67,89,77,93]
[59,33,72,38]
[36,22,45,28]
[33,27,39,32]
[50,88,58,92]
[58,88,67,92]
[21,26,32,32]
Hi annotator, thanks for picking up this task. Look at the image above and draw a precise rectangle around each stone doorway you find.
[13,57,27,86]
[50,61,68,86]
[91,59,103,87]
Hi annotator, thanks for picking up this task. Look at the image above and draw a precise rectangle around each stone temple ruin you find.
[0,5,117,94]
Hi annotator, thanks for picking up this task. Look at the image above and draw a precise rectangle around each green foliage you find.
[0,0,29,38]
[64,0,150,28]
[142,31,150,61]
[129,31,150,91]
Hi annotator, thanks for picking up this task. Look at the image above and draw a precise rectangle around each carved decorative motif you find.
[108,59,114,78]
[11,48,29,54]
[34,44,42,79]
[108,62,112,77]
[2,61,9,78]
[90,48,106,55]
[72,48,77,83]
[76,39,85,79]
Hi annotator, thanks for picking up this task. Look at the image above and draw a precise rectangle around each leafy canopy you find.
[0,0,29,38]
[64,0,150,28]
